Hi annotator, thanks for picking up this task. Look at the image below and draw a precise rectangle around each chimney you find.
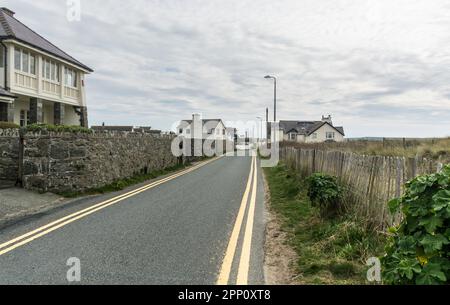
[322,115,333,125]
[192,113,202,139]
[1,8,15,17]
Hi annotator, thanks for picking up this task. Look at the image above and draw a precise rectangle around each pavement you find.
[0,188,69,229]
[0,154,266,285]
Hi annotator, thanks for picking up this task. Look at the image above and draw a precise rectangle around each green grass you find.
[59,162,189,198]
[264,163,386,284]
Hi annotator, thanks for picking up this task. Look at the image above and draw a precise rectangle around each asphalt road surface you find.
[0,155,266,285]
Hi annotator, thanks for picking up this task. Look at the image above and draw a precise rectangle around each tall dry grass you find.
[282,138,450,163]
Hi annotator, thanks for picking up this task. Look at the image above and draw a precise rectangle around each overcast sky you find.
[3,0,450,137]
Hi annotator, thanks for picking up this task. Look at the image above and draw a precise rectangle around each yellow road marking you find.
[236,157,258,285]
[0,157,222,256]
[216,156,255,285]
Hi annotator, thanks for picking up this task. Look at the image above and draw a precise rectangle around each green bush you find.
[381,164,450,285]
[25,124,92,134]
[0,121,19,129]
[306,173,342,217]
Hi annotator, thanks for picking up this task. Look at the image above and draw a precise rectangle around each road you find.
[0,155,266,285]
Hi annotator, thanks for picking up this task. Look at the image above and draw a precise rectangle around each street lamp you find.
[256,116,263,142]
[264,75,277,122]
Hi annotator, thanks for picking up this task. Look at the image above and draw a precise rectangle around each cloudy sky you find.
[3,0,450,137]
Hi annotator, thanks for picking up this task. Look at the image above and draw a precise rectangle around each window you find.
[14,48,36,75]
[14,48,21,70]
[43,59,59,82]
[312,133,318,139]
[326,132,335,139]
[30,55,35,74]
[19,110,30,127]
[290,133,297,140]
[22,52,29,73]
[64,67,77,88]
[179,129,183,134]
[186,129,191,135]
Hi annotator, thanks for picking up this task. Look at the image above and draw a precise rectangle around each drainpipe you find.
[0,40,9,90]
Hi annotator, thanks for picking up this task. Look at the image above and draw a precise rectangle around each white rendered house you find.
[0,8,93,127]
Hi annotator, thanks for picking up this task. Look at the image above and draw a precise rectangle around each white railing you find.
[64,86,79,99]
[42,80,61,95]
[15,72,37,90]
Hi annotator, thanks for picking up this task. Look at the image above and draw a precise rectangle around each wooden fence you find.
[280,147,444,229]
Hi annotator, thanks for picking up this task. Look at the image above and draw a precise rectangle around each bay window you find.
[64,67,77,88]
[42,58,59,82]
[14,48,36,75]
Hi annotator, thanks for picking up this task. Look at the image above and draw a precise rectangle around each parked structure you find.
[0,8,93,127]
[273,116,345,143]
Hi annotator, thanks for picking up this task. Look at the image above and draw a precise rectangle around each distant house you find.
[274,116,345,143]
[178,114,227,140]
[0,7,93,127]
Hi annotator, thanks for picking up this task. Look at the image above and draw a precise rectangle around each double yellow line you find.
[0,157,221,257]
[217,156,258,285]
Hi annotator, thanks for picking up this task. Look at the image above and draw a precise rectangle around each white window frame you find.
[64,67,78,88]
[290,133,297,140]
[326,132,335,140]
[14,47,36,76]
[42,58,60,83]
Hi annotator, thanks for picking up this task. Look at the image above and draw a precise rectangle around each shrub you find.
[381,164,450,285]
[25,124,92,134]
[307,173,342,217]
[0,121,19,129]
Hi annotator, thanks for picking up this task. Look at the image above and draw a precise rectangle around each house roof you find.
[279,120,345,136]
[0,8,93,72]
[0,87,16,98]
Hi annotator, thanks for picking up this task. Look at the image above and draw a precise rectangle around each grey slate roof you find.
[279,120,345,136]
[0,8,93,72]
[0,87,16,98]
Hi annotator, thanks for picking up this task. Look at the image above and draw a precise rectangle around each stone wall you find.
[22,131,179,193]
[0,129,20,189]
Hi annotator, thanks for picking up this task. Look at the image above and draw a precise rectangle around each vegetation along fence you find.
[280,146,445,230]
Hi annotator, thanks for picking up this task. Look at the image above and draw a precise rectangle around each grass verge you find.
[59,162,190,198]
[264,163,386,284]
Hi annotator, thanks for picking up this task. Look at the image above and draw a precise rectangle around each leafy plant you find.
[0,121,19,129]
[306,173,342,217]
[24,124,92,134]
[381,164,450,285]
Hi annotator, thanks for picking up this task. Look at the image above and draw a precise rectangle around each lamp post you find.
[256,116,263,142]
[264,75,277,122]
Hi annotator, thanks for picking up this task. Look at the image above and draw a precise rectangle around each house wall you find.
[5,41,86,107]
[0,129,19,189]
[305,124,344,143]
[21,131,180,194]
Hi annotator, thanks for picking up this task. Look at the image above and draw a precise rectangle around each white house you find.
[274,116,345,143]
[178,114,228,140]
[0,8,93,127]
